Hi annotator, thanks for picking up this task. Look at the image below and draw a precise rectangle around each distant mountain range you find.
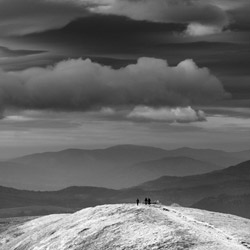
[0,145,249,190]
[0,159,249,219]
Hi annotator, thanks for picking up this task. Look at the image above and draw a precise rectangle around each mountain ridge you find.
[1,204,249,250]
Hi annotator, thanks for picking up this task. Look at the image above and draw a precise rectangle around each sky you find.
[0,0,250,158]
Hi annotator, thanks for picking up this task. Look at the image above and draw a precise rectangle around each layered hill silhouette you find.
[0,145,248,190]
[0,160,249,219]
[132,156,221,178]
[156,147,244,167]
[1,204,250,250]
[138,160,250,191]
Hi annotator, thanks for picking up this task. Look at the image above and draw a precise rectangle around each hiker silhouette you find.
[148,198,151,205]
[144,198,148,205]
[136,198,139,205]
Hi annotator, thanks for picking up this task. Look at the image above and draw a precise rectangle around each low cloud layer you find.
[0,57,229,116]
[127,106,206,123]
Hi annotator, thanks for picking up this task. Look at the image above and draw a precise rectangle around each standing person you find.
[144,198,148,205]
[148,198,151,205]
[136,198,139,206]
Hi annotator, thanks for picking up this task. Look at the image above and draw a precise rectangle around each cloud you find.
[207,0,249,11]
[3,115,35,122]
[0,57,229,117]
[0,46,45,58]
[100,107,116,116]
[127,106,206,123]
[185,23,224,36]
[96,0,229,36]
[193,114,250,130]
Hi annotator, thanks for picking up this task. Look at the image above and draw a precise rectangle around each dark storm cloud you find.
[0,0,249,38]
[221,76,250,101]
[20,14,186,53]
[98,0,250,34]
[4,13,250,104]
[15,18,250,77]
[0,57,228,116]
[0,0,91,36]
[15,13,249,70]
[12,23,250,76]
[228,3,250,31]
[98,0,229,35]
[114,0,228,25]
[0,0,248,110]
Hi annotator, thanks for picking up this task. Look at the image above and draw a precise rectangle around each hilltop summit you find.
[1,204,250,250]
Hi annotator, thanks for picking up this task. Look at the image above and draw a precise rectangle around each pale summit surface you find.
[1,204,250,250]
